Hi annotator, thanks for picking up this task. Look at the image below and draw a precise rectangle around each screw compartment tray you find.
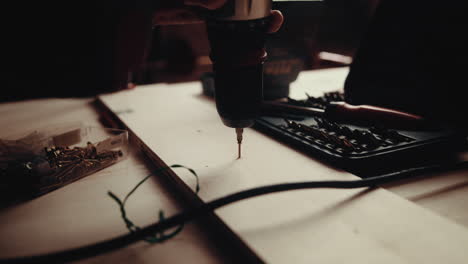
[255,113,466,177]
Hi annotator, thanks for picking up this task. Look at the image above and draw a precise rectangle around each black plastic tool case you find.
[254,93,467,177]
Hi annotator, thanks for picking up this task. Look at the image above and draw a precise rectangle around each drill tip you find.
[235,128,243,159]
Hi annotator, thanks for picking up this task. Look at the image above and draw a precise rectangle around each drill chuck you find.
[213,0,272,21]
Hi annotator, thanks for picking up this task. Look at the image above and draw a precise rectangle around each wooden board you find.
[99,68,468,263]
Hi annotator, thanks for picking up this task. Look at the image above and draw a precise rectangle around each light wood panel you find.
[99,68,468,263]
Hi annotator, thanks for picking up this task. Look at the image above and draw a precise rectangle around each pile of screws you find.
[287,91,345,109]
[281,118,414,155]
[38,142,123,194]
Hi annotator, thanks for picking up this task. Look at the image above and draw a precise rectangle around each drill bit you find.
[236,128,244,159]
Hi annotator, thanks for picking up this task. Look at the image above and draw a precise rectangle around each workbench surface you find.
[1,68,468,263]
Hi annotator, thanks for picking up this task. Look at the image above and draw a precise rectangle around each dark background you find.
[0,0,379,102]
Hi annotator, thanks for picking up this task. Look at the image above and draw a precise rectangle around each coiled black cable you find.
[2,161,467,264]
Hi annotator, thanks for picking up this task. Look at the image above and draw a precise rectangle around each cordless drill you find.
[205,0,273,157]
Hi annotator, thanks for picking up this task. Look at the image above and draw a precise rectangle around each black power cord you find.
[2,161,468,264]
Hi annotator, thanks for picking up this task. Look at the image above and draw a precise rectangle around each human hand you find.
[153,0,284,33]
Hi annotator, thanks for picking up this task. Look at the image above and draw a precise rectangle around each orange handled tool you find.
[262,101,430,130]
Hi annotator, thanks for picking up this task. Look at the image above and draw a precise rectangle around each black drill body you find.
[206,0,272,128]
